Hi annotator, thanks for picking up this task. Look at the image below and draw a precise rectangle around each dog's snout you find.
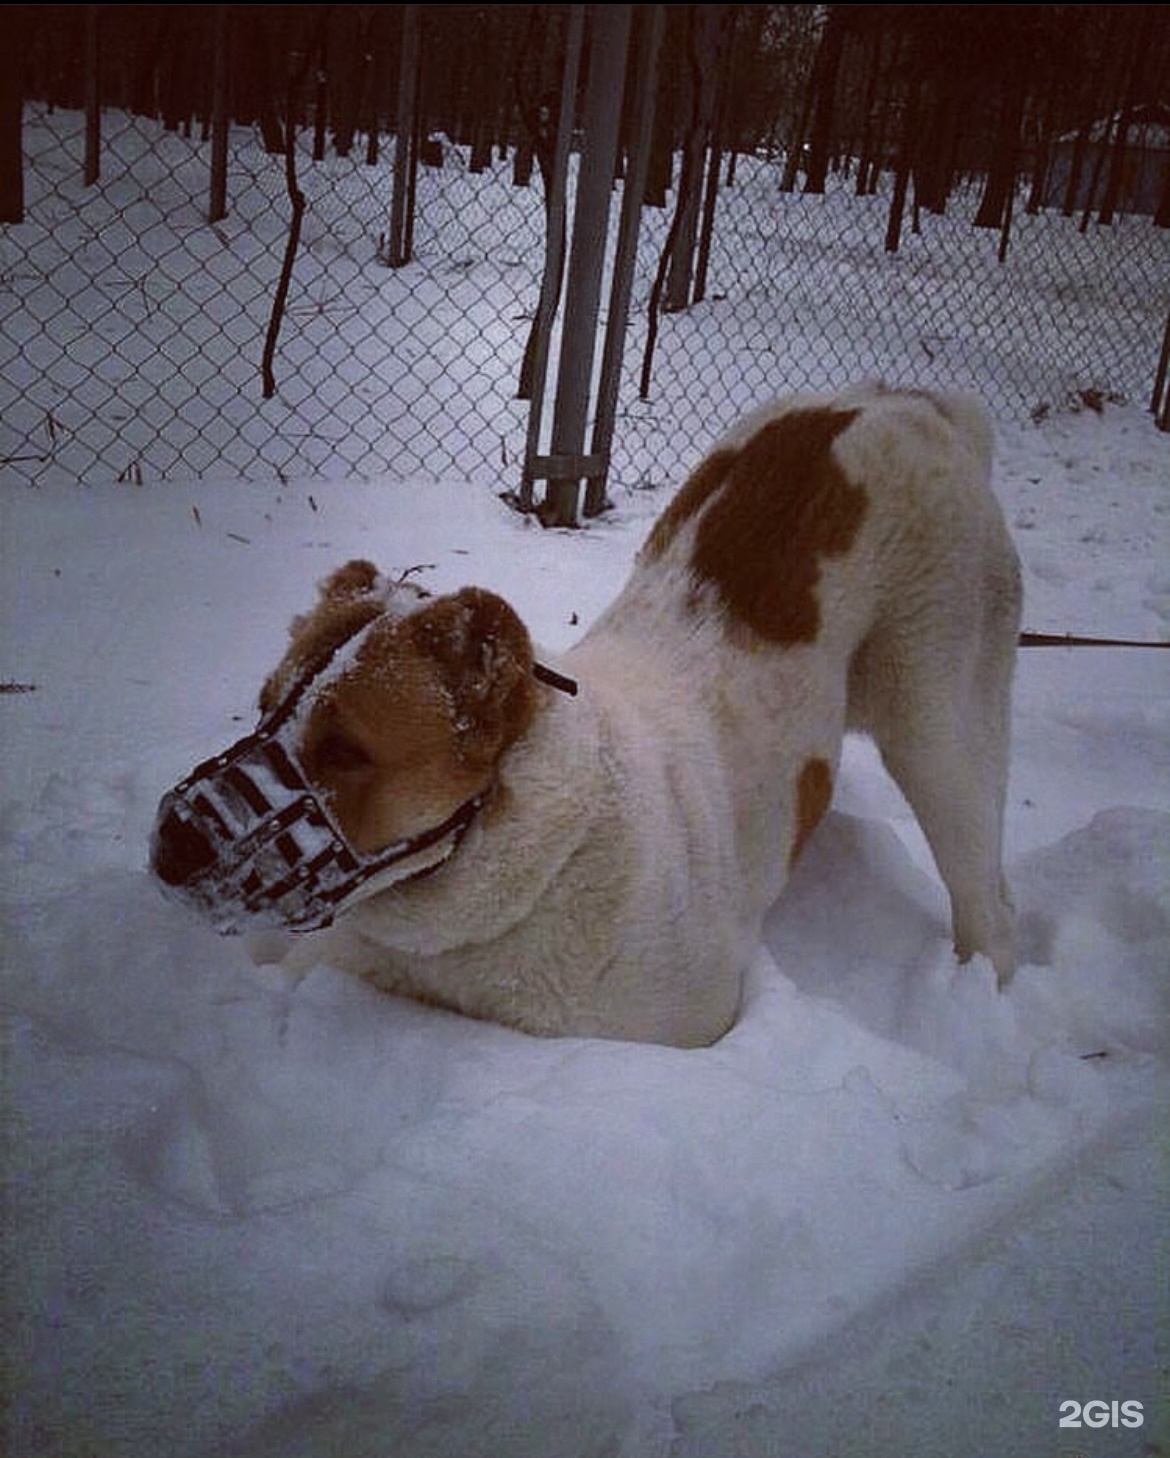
[152,806,217,888]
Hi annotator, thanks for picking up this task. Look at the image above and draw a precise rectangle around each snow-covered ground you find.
[2,389,1168,1456]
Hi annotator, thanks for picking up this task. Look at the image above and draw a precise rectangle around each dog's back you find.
[600,384,1022,986]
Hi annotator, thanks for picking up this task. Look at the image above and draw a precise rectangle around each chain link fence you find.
[618,156,1169,488]
[1,102,547,486]
[2,95,1166,494]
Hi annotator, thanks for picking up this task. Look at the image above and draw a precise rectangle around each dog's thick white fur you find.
[267,386,1022,1046]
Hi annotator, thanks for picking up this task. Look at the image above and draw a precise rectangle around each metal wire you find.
[1,99,1165,492]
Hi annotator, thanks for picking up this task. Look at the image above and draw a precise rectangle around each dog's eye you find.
[313,733,372,774]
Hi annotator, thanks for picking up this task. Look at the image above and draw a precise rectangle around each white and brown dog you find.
[152,385,1022,1047]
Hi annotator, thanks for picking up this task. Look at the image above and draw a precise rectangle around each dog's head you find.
[150,561,541,932]
[260,561,540,854]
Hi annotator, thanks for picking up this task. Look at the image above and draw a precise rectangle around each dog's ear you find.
[318,559,380,603]
[409,588,538,764]
[260,563,383,716]
[284,561,381,646]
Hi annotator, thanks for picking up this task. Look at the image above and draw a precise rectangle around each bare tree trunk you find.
[1098,8,1151,225]
[853,20,888,198]
[780,49,814,192]
[801,6,848,195]
[469,9,495,173]
[262,13,330,400]
[884,48,919,255]
[693,8,736,305]
[0,5,24,222]
[1025,85,1055,215]
[915,76,962,216]
[663,5,722,313]
[331,9,376,160]
[363,7,389,166]
[83,6,99,186]
[313,17,330,162]
[517,7,569,400]
[1060,118,1091,216]
[644,7,681,208]
[387,5,421,268]
[1156,163,1170,228]
[208,6,229,222]
[239,9,286,155]
[721,5,763,191]
[974,61,1026,229]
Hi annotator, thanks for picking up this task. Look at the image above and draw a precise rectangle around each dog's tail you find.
[851,384,995,482]
[924,390,995,482]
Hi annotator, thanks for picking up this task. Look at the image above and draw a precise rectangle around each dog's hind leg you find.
[848,580,1021,985]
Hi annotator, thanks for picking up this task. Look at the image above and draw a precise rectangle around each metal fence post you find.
[519,6,585,510]
[584,4,665,517]
[528,5,633,527]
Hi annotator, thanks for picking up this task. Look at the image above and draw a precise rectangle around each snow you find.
[3,100,1169,1458]
[3,393,1168,1458]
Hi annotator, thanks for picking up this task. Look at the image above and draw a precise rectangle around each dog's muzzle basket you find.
[150,605,576,935]
[151,722,483,934]
[149,615,486,933]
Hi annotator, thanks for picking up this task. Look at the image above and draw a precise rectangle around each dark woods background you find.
[6,4,1169,229]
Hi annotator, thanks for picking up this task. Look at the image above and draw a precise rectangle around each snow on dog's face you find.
[151,561,537,931]
[262,561,537,854]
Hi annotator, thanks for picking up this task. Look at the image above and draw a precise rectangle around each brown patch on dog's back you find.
[790,757,833,865]
[649,409,867,645]
[643,447,738,561]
